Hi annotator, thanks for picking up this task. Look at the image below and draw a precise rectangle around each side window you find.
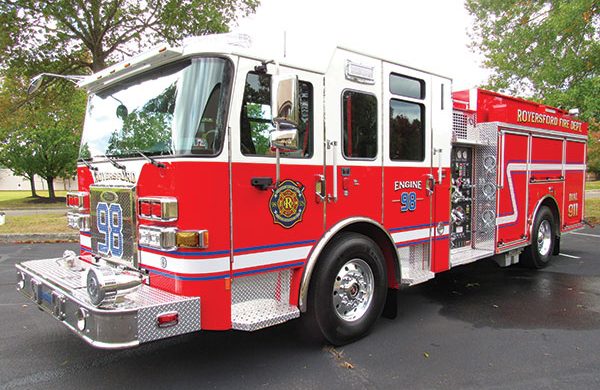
[389,73,425,99]
[240,72,313,157]
[389,99,425,161]
[342,91,378,159]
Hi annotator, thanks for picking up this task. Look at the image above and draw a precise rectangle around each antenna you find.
[283,30,287,59]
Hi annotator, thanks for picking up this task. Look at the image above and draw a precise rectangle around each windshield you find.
[80,57,233,160]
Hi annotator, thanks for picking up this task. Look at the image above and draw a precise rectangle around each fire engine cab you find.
[16,33,588,348]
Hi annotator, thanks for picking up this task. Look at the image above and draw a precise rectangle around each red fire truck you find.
[16,34,588,348]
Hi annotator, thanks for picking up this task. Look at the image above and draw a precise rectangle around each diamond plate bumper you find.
[16,258,200,349]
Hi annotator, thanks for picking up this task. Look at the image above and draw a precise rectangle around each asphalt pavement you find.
[1,228,600,390]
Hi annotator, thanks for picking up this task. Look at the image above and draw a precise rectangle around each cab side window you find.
[240,72,313,157]
[342,91,378,159]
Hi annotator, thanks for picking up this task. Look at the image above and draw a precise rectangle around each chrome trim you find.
[66,191,89,210]
[298,217,397,312]
[138,196,178,222]
[139,225,178,251]
[16,259,200,349]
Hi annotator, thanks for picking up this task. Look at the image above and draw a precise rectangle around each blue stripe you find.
[396,238,431,248]
[234,240,316,253]
[389,223,432,232]
[139,245,230,257]
[233,261,305,277]
[147,269,228,281]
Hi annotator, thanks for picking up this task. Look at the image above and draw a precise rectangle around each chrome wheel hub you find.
[537,219,552,257]
[333,259,374,322]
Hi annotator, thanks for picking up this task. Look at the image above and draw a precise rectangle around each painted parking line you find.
[569,232,600,238]
[559,253,581,259]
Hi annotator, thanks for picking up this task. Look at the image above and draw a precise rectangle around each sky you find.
[234,0,491,90]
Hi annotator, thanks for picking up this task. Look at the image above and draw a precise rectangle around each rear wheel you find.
[521,206,556,268]
[305,232,387,345]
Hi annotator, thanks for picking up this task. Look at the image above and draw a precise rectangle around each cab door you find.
[323,51,383,228]
[381,63,435,279]
[229,58,324,306]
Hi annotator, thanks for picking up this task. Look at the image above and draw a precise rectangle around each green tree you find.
[466,0,599,170]
[0,78,85,200]
[0,0,259,72]
[0,0,259,196]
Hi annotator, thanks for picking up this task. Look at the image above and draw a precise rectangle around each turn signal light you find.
[157,312,179,328]
[176,230,209,248]
[139,226,209,251]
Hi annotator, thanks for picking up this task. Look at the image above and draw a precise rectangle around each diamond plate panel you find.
[231,269,297,331]
[138,298,200,343]
[398,242,430,273]
[473,122,498,251]
[231,269,292,305]
[231,299,299,331]
[20,259,87,291]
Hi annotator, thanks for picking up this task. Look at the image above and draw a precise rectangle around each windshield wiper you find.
[100,154,126,171]
[78,158,98,171]
[128,150,166,168]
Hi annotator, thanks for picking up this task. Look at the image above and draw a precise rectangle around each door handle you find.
[315,174,326,203]
[251,177,273,190]
[425,174,435,196]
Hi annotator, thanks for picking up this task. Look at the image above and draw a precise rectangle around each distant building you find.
[0,168,76,191]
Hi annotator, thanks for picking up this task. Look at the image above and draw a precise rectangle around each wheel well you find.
[298,218,400,313]
[538,197,561,236]
[341,222,400,289]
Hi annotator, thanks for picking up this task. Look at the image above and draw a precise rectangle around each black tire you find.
[520,206,556,269]
[304,232,387,345]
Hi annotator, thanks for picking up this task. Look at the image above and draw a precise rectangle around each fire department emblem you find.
[269,180,307,229]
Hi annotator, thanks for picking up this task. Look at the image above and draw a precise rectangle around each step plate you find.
[231,299,299,331]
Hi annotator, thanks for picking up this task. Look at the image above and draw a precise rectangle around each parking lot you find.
[1,228,600,390]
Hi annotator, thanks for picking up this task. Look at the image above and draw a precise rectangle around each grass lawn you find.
[586,198,600,225]
[586,181,600,191]
[0,190,67,209]
[0,213,72,234]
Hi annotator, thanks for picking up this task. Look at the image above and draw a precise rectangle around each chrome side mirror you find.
[272,74,300,128]
[269,128,300,151]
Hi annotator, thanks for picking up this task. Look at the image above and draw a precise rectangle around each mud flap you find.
[382,288,398,319]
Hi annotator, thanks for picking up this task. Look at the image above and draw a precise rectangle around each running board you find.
[231,299,299,331]
[450,248,493,267]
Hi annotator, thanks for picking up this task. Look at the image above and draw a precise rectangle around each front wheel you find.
[305,232,387,345]
[521,206,556,268]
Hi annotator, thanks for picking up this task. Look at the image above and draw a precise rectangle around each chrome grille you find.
[90,185,137,267]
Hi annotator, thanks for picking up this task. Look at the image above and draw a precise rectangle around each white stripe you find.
[497,162,586,225]
[233,245,312,270]
[569,232,600,238]
[80,234,91,248]
[391,227,431,243]
[559,253,581,259]
[139,250,230,274]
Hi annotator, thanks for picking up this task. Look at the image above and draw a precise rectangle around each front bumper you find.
[16,258,200,349]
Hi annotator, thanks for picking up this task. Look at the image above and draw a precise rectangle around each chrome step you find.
[231,299,299,331]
